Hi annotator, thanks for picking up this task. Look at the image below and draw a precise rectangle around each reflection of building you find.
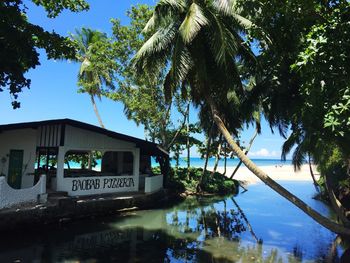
[0,119,168,208]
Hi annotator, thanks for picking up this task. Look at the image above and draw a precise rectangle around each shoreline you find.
[207,164,319,185]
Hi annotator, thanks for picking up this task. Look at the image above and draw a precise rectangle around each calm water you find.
[0,181,348,262]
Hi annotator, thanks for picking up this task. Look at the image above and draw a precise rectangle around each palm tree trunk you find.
[224,143,227,175]
[203,126,213,173]
[230,128,258,179]
[199,128,213,192]
[208,100,350,237]
[212,136,222,174]
[326,236,342,263]
[90,95,105,128]
[324,172,350,227]
[308,154,318,188]
[186,103,190,179]
[203,138,211,172]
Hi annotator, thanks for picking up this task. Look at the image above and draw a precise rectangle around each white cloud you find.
[248,148,280,157]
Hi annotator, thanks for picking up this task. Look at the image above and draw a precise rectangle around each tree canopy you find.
[0,0,89,108]
[133,0,350,236]
[237,0,350,169]
[110,5,197,153]
[69,27,116,128]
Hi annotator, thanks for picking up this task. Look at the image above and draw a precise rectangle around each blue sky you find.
[0,0,290,159]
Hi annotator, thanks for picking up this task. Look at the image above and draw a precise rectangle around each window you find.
[35,147,58,172]
[63,150,134,177]
[64,150,102,177]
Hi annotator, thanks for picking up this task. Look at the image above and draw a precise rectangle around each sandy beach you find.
[208,164,319,184]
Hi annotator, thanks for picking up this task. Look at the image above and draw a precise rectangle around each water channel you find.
[0,181,349,262]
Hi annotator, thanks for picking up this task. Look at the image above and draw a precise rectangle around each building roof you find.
[0,119,168,157]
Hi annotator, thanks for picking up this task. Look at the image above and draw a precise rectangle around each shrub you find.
[160,166,238,195]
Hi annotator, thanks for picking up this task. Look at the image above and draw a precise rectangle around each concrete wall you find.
[56,126,141,195]
[0,128,37,188]
[58,175,138,196]
[145,175,163,193]
[0,175,46,209]
[64,125,136,150]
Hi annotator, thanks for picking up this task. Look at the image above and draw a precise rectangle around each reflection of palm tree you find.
[231,197,260,243]
[70,28,115,128]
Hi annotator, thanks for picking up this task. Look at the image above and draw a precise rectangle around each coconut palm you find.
[230,110,261,179]
[70,28,115,128]
[134,0,350,236]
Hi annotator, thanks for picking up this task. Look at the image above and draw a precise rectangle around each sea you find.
[152,157,292,168]
[64,157,292,170]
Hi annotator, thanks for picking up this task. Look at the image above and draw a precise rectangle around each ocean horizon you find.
[64,157,293,170]
[152,157,292,168]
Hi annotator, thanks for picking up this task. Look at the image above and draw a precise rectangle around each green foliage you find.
[317,146,346,177]
[133,0,259,133]
[31,0,88,18]
[70,28,117,97]
[238,0,350,171]
[290,2,350,158]
[65,151,101,169]
[110,4,200,157]
[163,167,239,195]
[315,145,349,198]
[67,27,117,127]
[0,0,89,108]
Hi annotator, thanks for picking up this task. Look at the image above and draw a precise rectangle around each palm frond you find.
[281,132,300,161]
[232,13,253,29]
[252,110,261,133]
[213,0,254,29]
[134,22,177,62]
[213,0,235,14]
[205,11,236,65]
[143,13,156,33]
[292,144,306,171]
[157,0,186,11]
[79,58,91,76]
[146,0,186,32]
[171,36,193,84]
[179,3,208,43]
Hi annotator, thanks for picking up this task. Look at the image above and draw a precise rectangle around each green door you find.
[8,150,24,189]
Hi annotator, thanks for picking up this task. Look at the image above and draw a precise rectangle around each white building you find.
[0,119,168,208]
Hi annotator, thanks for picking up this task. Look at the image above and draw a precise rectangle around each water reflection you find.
[0,182,348,262]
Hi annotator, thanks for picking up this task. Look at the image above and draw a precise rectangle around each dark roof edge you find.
[0,118,169,156]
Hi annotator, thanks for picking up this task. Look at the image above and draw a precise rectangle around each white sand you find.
[207,164,319,184]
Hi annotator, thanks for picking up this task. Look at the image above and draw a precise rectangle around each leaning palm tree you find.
[230,108,261,179]
[134,0,350,236]
[70,28,115,128]
[282,129,350,226]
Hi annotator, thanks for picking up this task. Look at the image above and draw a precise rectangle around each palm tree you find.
[282,129,350,226]
[70,28,115,128]
[134,0,350,236]
[230,109,261,179]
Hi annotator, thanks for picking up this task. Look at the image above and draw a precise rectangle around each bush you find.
[161,166,238,195]
[316,146,349,202]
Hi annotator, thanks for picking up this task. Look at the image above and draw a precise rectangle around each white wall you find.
[0,175,46,209]
[145,175,163,193]
[59,175,138,196]
[56,127,141,195]
[0,129,37,188]
[64,125,136,150]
